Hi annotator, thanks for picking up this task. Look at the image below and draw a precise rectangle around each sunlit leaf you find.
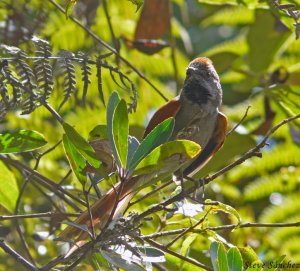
[210,241,220,271]
[0,161,19,213]
[228,247,243,271]
[205,199,241,223]
[128,0,144,12]
[112,99,129,168]
[0,129,47,154]
[218,242,228,271]
[62,122,101,169]
[128,118,175,171]
[89,125,108,140]
[62,134,86,185]
[134,140,201,176]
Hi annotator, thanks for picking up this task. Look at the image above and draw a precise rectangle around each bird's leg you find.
[184,175,205,203]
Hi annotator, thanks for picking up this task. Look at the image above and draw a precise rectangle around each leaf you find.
[128,118,175,171]
[218,242,228,271]
[137,247,165,263]
[205,200,241,223]
[0,161,19,213]
[107,92,121,167]
[247,10,291,73]
[210,241,220,271]
[65,0,77,18]
[127,136,140,168]
[180,233,198,256]
[228,247,243,271]
[128,0,144,12]
[0,129,47,154]
[112,99,129,168]
[62,134,86,185]
[134,140,201,175]
[239,246,261,270]
[62,122,101,169]
[101,249,146,271]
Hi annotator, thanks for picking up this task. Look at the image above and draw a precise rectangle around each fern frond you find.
[96,56,106,107]
[58,50,76,111]
[243,170,300,201]
[32,37,54,103]
[259,194,300,223]
[77,52,91,106]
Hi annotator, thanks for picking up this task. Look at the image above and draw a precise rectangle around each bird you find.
[59,57,227,254]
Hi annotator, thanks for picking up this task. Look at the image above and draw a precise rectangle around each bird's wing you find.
[183,112,227,176]
[143,96,181,138]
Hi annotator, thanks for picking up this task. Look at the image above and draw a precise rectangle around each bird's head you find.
[182,57,222,108]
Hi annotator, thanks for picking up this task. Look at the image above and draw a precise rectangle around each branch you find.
[0,212,80,221]
[0,241,38,271]
[142,221,300,239]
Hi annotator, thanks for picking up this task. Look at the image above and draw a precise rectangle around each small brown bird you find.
[59,57,227,254]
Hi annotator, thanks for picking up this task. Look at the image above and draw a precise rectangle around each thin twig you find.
[226,105,251,136]
[0,241,38,271]
[142,221,300,239]
[0,212,80,221]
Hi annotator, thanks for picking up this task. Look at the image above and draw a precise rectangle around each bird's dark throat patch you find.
[183,79,211,105]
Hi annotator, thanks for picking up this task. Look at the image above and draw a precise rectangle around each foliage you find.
[0,0,300,270]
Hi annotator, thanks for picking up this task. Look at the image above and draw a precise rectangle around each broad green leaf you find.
[134,140,201,176]
[112,99,128,168]
[0,161,19,213]
[127,136,140,168]
[107,92,121,167]
[210,241,220,271]
[239,247,261,270]
[228,247,243,271]
[247,10,291,73]
[218,243,228,271]
[62,134,87,185]
[62,122,101,169]
[128,118,175,171]
[0,129,47,154]
[205,199,241,223]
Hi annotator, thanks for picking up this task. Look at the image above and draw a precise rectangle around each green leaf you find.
[247,10,291,73]
[62,122,101,169]
[112,99,129,168]
[210,241,220,271]
[0,129,47,154]
[0,161,19,213]
[128,0,144,12]
[180,233,198,256]
[218,243,228,271]
[239,246,261,270]
[205,199,242,223]
[107,92,121,167]
[134,140,201,176]
[228,247,243,271]
[62,134,87,185]
[128,118,175,171]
